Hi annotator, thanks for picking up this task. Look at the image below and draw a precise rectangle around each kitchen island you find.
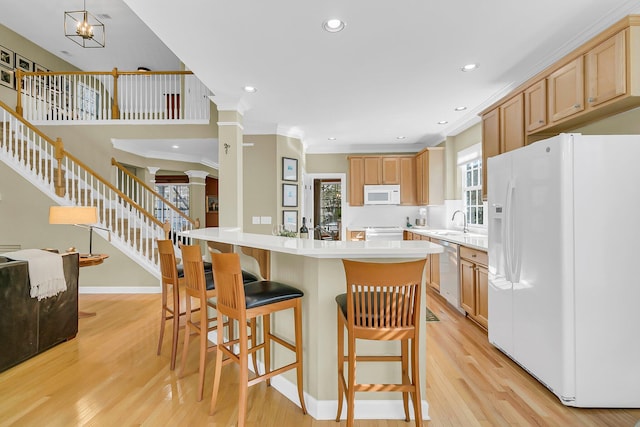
[180,227,443,421]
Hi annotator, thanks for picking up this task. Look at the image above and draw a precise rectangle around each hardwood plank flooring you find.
[0,292,638,426]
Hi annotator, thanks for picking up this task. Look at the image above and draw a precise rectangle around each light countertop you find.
[181,227,444,258]
[405,227,488,251]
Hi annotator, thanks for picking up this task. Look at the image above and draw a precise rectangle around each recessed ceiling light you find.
[396,136,406,140]
[437,120,448,125]
[328,137,337,141]
[461,63,478,72]
[323,18,345,33]
[243,86,257,93]
[454,106,467,111]
[171,145,179,149]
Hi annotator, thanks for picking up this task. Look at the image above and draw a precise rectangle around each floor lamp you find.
[49,206,108,257]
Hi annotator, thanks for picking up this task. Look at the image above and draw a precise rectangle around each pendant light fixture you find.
[64,0,105,48]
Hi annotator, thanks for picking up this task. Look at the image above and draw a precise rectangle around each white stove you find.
[364,226,404,241]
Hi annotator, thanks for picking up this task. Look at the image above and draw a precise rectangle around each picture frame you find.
[282,210,298,232]
[0,45,14,69]
[0,68,14,89]
[34,63,48,73]
[282,157,298,182]
[206,195,218,213]
[282,183,298,207]
[15,54,32,73]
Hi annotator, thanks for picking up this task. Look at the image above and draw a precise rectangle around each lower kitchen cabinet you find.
[460,246,488,330]
[404,231,440,292]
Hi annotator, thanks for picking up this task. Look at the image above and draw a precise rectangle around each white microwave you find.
[364,185,401,205]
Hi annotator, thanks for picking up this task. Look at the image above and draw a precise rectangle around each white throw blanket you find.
[1,249,67,300]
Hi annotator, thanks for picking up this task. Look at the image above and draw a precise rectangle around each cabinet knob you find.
[538,120,544,124]
[471,254,476,257]
[574,104,581,108]
[588,97,594,103]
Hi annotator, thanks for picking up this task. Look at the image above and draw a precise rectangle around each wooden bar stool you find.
[156,239,187,371]
[178,244,220,401]
[209,252,307,427]
[335,258,427,427]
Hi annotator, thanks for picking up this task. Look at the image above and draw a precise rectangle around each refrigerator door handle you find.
[504,179,514,283]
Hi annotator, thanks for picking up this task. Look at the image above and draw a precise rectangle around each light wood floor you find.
[0,291,638,427]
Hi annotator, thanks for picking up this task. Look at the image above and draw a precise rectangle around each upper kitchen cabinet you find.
[399,156,417,205]
[363,157,382,184]
[524,79,547,133]
[481,108,500,200]
[416,147,444,206]
[585,30,627,109]
[548,57,585,122]
[499,93,525,153]
[381,157,401,184]
[348,157,365,206]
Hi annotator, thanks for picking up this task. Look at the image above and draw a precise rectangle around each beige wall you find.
[573,106,640,134]
[306,153,349,174]
[242,135,277,234]
[0,24,80,107]
[443,123,481,200]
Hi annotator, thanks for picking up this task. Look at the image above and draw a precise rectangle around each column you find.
[185,170,209,229]
[217,110,244,228]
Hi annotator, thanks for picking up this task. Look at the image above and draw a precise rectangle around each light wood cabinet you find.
[415,148,444,206]
[399,157,417,205]
[403,231,440,292]
[524,80,547,133]
[548,57,584,122]
[363,157,382,185]
[347,229,366,241]
[481,108,500,200]
[348,157,364,206]
[381,157,400,184]
[586,30,627,109]
[499,93,525,153]
[459,246,488,330]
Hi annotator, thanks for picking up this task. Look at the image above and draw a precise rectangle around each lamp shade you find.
[49,206,98,225]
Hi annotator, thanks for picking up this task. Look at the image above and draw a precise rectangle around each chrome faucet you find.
[452,210,468,233]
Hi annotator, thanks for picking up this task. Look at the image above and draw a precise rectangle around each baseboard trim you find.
[269,373,430,421]
[79,286,160,294]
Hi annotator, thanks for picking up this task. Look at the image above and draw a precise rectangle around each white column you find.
[217,110,244,228]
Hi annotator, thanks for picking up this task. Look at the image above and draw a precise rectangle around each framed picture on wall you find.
[34,63,48,73]
[0,68,14,89]
[282,157,298,182]
[282,183,298,207]
[206,196,218,213]
[283,210,298,232]
[0,46,14,69]
[15,54,33,73]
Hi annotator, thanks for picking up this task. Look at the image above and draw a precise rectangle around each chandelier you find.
[64,0,105,48]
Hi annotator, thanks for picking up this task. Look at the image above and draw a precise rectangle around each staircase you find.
[0,101,197,279]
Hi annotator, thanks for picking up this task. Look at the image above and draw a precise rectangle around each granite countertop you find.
[180,227,444,259]
[405,227,488,251]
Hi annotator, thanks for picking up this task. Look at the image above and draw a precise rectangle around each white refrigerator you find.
[487,133,640,407]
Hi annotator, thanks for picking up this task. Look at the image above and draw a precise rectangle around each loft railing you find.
[112,158,199,244]
[15,68,212,124]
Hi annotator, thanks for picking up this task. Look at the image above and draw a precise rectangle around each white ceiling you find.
[3,0,640,161]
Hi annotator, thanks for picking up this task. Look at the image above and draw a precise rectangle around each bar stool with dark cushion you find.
[209,252,307,427]
[335,258,427,427]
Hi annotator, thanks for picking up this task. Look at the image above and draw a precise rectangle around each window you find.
[458,143,484,227]
[154,182,190,233]
[462,159,483,226]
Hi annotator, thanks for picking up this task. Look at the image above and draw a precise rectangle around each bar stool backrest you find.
[210,252,247,321]
[181,245,208,299]
[342,259,426,334]
[158,239,179,286]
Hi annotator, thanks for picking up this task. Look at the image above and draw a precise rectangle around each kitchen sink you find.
[428,230,486,238]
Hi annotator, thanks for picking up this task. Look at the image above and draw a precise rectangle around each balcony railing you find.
[15,68,212,124]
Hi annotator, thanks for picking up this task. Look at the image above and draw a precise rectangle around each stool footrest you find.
[353,383,416,392]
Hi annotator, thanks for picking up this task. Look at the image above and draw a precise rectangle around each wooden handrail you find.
[0,98,163,228]
[18,69,194,77]
[111,157,196,226]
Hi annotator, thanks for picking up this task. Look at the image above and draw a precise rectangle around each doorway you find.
[313,179,342,240]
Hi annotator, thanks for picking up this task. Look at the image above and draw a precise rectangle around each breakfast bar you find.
[181,227,444,421]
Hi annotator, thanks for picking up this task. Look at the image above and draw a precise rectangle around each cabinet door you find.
[499,93,525,153]
[460,259,476,315]
[364,157,382,185]
[381,157,400,184]
[476,265,489,329]
[586,30,626,109]
[348,157,364,206]
[429,242,440,292]
[482,108,500,200]
[400,157,417,205]
[524,80,547,133]
[415,152,425,205]
[548,57,584,122]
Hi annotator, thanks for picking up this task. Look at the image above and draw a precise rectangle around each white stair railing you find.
[0,100,165,277]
